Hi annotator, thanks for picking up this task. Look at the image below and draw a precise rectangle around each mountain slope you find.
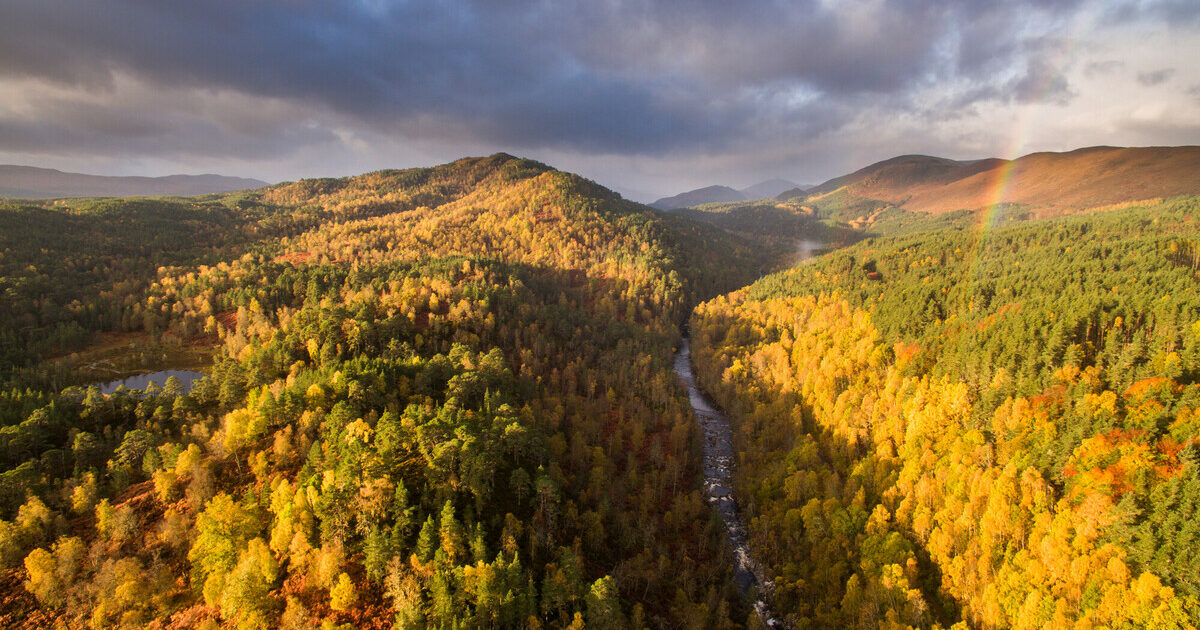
[913,145,1200,213]
[798,154,1001,199]
[788,146,1200,216]
[0,165,267,198]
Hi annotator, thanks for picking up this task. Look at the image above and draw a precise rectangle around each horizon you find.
[6,142,1189,203]
[2,1,1198,202]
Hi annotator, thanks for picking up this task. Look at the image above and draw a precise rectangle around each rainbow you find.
[968,30,1082,290]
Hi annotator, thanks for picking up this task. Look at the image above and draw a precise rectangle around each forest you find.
[691,197,1200,628]
[0,152,1198,629]
[0,155,769,628]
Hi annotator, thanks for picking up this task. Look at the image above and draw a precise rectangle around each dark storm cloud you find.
[0,0,1193,175]
[0,0,1092,158]
[553,0,953,94]
[2,0,731,154]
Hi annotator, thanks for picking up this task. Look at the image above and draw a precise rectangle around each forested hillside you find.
[691,197,1200,628]
[0,154,769,628]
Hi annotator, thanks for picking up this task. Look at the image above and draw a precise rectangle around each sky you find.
[1,0,1199,202]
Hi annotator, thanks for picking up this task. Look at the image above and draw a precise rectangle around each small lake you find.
[95,370,206,395]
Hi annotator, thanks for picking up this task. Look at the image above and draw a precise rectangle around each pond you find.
[95,370,206,395]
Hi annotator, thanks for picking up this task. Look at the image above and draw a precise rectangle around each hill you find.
[0,154,765,628]
[786,145,1200,216]
[651,184,745,209]
[0,165,267,198]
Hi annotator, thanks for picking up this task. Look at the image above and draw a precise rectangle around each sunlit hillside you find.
[690,197,1200,628]
[785,146,1200,217]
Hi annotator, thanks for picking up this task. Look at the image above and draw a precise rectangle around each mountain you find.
[0,165,267,198]
[795,154,999,199]
[651,184,745,209]
[786,146,1200,215]
[739,178,801,199]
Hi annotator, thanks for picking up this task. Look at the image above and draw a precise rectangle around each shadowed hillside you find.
[739,179,802,199]
[652,180,805,211]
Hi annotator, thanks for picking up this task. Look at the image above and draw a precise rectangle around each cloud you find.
[0,0,1196,196]
[1083,60,1124,78]
[1011,57,1076,105]
[0,75,342,161]
[1137,68,1176,86]
[1111,109,1200,146]
[1101,0,1200,25]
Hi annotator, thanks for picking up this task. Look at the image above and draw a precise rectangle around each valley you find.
[7,1,1199,627]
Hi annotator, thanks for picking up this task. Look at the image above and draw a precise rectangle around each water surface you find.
[96,370,205,395]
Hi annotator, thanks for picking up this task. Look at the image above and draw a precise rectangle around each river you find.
[674,337,783,627]
[675,236,825,626]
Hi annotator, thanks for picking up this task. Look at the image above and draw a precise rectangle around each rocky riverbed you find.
[674,337,783,628]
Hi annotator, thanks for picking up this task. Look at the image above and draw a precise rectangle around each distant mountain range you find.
[0,165,268,199]
[780,145,1200,214]
[651,178,804,210]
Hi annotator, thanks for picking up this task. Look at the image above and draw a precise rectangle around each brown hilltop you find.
[795,146,1200,215]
